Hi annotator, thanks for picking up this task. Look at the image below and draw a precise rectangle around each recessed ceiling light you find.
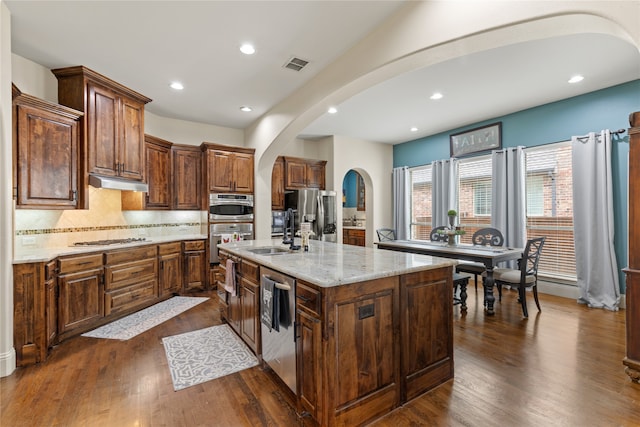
[410,127,418,132]
[327,107,338,114]
[240,43,255,55]
[430,92,443,100]
[170,82,184,90]
[240,106,252,112]
[568,75,584,84]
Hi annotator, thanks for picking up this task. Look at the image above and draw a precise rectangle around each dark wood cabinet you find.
[173,145,202,210]
[13,86,84,209]
[296,281,322,421]
[57,253,104,340]
[104,246,158,316]
[183,240,207,292]
[239,258,260,354]
[13,262,46,366]
[52,65,151,184]
[44,261,58,349]
[343,228,365,246]
[284,156,326,189]
[272,156,285,210]
[624,111,640,383]
[145,135,172,209]
[203,143,255,194]
[158,242,183,296]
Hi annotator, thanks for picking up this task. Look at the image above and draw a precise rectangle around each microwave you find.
[209,193,254,222]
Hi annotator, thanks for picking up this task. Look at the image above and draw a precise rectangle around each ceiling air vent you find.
[284,57,309,72]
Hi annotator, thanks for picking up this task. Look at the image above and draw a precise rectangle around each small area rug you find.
[81,296,208,340]
[162,324,259,391]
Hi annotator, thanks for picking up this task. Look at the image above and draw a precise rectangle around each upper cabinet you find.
[172,145,202,210]
[202,143,255,194]
[52,65,152,183]
[13,85,84,209]
[122,135,201,211]
[272,157,285,210]
[284,156,326,190]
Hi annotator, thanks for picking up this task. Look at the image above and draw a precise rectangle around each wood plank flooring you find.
[2,287,639,426]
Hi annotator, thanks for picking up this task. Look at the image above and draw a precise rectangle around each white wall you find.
[1,1,16,377]
[145,112,244,148]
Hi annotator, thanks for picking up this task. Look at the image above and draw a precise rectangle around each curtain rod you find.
[575,128,626,140]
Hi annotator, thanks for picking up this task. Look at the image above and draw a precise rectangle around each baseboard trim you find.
[537,280,626,309]
[0,347,16,377]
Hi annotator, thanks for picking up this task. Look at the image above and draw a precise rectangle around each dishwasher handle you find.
[262,274,292,291]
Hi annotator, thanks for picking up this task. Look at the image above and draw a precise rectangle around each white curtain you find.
[431,158,459,228]
[392,166,410,240]
[571,130,620,311]
[491,147,526,267]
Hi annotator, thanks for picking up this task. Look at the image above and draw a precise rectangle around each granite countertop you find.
[218,238,455,288]
[13,234,208,264]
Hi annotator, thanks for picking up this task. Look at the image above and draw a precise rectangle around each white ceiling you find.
[6,1,640,145]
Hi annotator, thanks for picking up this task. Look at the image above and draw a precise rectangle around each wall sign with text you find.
[450,122,502,157]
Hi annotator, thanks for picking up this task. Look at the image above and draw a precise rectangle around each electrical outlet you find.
[22,236,37,246]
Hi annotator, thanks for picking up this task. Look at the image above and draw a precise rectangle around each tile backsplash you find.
[14,187,206,254]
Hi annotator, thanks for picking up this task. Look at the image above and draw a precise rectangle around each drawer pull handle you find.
[297,294,311,302]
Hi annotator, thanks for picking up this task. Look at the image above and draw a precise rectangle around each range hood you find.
[88,174,149,192]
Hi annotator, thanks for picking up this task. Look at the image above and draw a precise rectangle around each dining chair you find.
[492,236,546,318]
[430,226,470,309]
[376,228,396,242]
[455,227,504,290]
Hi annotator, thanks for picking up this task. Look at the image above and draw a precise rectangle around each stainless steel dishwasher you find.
[260,266,296,393]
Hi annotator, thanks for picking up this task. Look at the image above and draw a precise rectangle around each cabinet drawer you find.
[158,242,182,256]
[296,281,322,316]
[104,258,157,291]
[58,253,103,274]
[240,258,259,283]
[183,240,205,251]
[45,260,57,280]
[105,246,156,264]
[104,279,158,316]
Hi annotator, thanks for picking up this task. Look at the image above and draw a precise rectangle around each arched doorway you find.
[342,169,367,246]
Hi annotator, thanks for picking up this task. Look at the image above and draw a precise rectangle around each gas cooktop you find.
[72,238,148,246]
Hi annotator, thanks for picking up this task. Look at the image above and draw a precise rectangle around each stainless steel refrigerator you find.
[284,189,337,242]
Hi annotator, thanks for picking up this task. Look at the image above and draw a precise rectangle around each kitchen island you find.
[217,239,456,427]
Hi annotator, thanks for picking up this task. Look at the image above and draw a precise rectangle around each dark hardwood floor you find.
[2,287,639,426]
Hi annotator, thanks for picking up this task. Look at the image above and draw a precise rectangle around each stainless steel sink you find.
[246,246,292,255]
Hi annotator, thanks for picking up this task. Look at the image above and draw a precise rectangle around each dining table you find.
[375,240,523,315]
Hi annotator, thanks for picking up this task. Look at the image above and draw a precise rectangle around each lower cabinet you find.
[58,253,104,340]
[104,246,158,316]
[44,260,58,349]
[343,228,365,246]
[158,242,183,296]
[183,240,207,292]
[217,249,260,354]
[296,282,323,421]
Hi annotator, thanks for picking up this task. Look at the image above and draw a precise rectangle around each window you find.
[409,165,432,240]
[458,156,492,243]
[525,142,576,281]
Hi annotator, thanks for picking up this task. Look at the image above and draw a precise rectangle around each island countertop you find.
[217,238,456,288]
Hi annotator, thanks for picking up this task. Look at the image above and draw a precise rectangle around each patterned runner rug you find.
[82,296,208,340]
[162,324,259,391]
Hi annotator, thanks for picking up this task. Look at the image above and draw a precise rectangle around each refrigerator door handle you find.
[317,194,325,238]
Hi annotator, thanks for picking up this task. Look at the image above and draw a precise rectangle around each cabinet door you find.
[285,159,308,189]
[306,161,325,189]
[233,152,254,193]
[58,268,104,337]
[45,276,58,348]
[160,252,182,295]
[173,147,202,209]
[297,308,322,420]
[183,250,207,292]
[118,97,145,181]
[272,157,285,210]
[145,140,172,209]
[14,97,81,208]
[240,278,259,353]
[208,150,234,192]
[87,82,119,177]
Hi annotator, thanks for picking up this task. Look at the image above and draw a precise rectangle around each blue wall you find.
[342,170,358,207]
[393,80,640,293]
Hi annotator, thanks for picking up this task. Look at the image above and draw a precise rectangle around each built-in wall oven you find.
[209,222,254,264]
[209,193,254,222]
